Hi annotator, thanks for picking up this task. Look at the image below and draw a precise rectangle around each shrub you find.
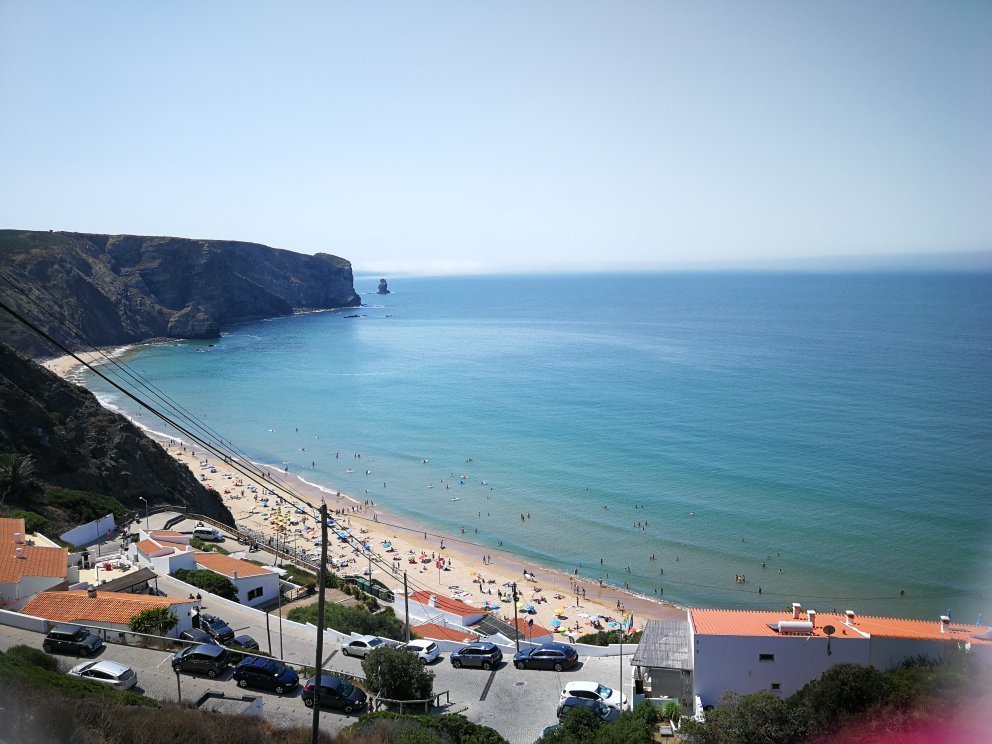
[190,536,230,554]
[47,487,131,523]
[4,644,61,672]
[361,646,435,700]
[574,629,643,646]
[174,568,239,602]
[287,602,406,640]
[130,606,179,636]
[5,508,49,534]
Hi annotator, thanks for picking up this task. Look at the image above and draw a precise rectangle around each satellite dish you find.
[823,625,836,636]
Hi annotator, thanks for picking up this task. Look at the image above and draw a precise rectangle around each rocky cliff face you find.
[0,342,233,525]
[0,230,360,356]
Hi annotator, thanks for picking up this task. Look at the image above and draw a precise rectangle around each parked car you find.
[556,696,614,722]
[67,660,138,690]
[449,642,502,670]
[540,725,559,739]
[179,628,217,645]
[172,643,230,677]
[199,613,235,644]
[225,634,260,661]
[192,526,224,541]
[301,674,368,713]
[43,624,104,656]
[233,656,299,694]
[560,680,627,710]
[402,639,440,664]
[340,635,387,658]
[513,642,578,671]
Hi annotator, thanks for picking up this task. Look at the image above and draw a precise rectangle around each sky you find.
[1,1,990,275]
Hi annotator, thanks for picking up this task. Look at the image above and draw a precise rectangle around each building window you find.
[759,653,775,662]
[771,683,781,691]
[247,587,263,600]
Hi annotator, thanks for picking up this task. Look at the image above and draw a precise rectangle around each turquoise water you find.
[84,273,992,621]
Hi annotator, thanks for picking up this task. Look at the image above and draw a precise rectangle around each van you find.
[192,526,223,542]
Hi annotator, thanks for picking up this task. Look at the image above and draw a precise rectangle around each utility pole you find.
[403,572,411,643]
[512,582,520,653]
[311,503,328,744]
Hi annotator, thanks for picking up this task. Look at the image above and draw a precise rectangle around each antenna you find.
[823,624,835,656]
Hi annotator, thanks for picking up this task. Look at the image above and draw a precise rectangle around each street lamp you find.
[139,496,149,531]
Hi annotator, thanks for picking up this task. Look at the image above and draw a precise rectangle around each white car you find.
[340,635,388,658]
[560,680,627,710]
[403,639,440,664]
[68,660,138,690]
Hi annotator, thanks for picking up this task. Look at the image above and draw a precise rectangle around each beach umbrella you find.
[555,607,566,616]
[550,620,561,628]
[588,615,600,623]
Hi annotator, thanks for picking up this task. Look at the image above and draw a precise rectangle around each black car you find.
[301,675,367,713]
[225,634,260,661]
[199,613,235,644]
[172,643,230,677]
[233,656,299,694]
[43,624,104,656]
[556,696,614,722]
[513,642,579,671]
[449,642,503,670]
[179,628,217,645]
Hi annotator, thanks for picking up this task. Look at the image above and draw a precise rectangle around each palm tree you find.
[129,606,179,641]
[0,453,35,509]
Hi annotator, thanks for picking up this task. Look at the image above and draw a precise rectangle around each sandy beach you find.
[47,350,685,638]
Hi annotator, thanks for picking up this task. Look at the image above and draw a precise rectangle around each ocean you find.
[81,272,992,622]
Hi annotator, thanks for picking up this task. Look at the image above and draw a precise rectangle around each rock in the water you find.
[377,278,390,294]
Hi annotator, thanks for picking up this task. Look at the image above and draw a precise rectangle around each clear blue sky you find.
[2,1,989,274]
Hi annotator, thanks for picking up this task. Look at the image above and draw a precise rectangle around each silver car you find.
[340,635,387,658]
[68,660,138,690]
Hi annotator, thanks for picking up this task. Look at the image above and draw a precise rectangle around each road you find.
[1,621,632,743]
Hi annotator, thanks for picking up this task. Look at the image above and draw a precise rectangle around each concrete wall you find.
[693,633,871,705]
[60,514,117,547]
[0,608,48,632]
[232,571,280,608]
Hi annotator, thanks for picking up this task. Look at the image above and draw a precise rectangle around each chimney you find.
[808,610,816,628]
[14,547,25,559]
[87,587,97,599]
[792,603,802,619]
[845,610,856,625]
[428,595,437,607]
[940,615,950,633]
[232,570,238,580]
[13,532,24,544]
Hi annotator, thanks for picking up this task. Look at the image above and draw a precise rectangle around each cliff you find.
[0,230,361,357]
[0,342,234,526]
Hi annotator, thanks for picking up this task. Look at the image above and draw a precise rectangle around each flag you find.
[623,612,634,634]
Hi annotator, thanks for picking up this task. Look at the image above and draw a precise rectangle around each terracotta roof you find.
[0,544,68,583]
[194,552,275,579]
[410,622,478,643]
[689,608,992,646]
[409,590,483,617]
[0,519,68,583]
[147,530,186,539]
[22,590,192,625]
[153,540,193,552]
[135,539,170,555]
[509,616,554,638]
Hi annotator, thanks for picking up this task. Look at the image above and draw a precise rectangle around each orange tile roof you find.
[510,617,554,638]
[194,552,275,579]
[153,540,193,552]
[410,622,478,643]
[148,530,186,539]
[689,608,992,646]
[0,517,28,542]
[409,590,483,617]
[22,590,192,625]
[135,538,170,555]
[0,543,69,583]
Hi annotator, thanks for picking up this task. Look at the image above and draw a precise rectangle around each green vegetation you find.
[287,601,406,640]
[190,535,230,554]
[174,568,239,602]
[542,700,658,743]
[47,486,131,523]
[130,606,179,636]
[348,712,508,744]
[5,507,49,534]
[574,629,643,646]
[362,645,434,701]
[0,452,35,508]
[279,562,318,587]
[681,651,986,743]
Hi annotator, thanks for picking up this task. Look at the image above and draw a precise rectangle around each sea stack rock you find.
[377,278,390,294]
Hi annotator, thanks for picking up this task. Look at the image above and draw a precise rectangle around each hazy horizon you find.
[2,2,989,275]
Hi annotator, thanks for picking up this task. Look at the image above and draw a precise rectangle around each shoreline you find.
[43,349,686,635]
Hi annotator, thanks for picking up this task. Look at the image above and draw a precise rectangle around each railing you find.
[371,689,451,715]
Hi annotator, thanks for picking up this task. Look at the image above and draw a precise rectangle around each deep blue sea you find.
[83,273,992,622]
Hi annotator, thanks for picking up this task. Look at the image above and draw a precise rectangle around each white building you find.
[398,589,488,628]
[632,604,992,714]
[0,517,73,610]
[21,587,196,636]
[193,552,280,607]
